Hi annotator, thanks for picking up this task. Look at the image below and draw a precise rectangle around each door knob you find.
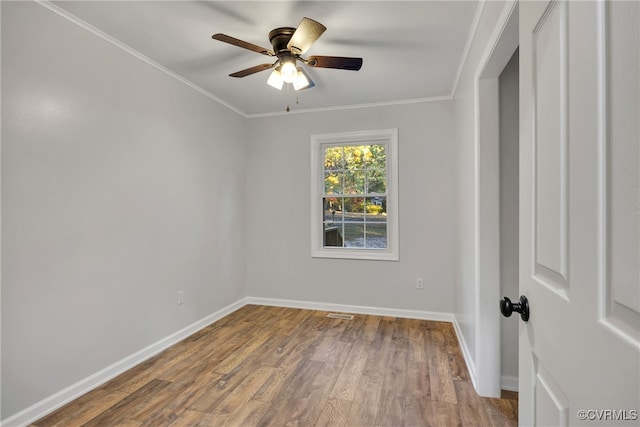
[500,295,530,322]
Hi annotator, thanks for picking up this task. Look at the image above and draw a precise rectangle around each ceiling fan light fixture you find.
[213,17,362,93]
[293,69,310,90]
[280,60,298,83]
[267,68,284,90]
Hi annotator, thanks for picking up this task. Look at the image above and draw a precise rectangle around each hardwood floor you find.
[32,305,517,426]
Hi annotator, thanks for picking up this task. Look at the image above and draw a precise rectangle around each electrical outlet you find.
[177,290,184,305]
[416,278,424,290]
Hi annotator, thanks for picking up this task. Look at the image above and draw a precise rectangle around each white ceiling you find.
[52,1,479,116]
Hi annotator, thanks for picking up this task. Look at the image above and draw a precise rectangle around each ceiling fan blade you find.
[229,62,277,78]
[212,33,274,56]
[306,56,363,71]
[287,17,326,55]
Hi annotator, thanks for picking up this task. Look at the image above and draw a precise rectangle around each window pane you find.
[366,144,386,168]
[344,223,365,248]
[365,197,387,221]
[323,197,343,222]
[324,146,343,170]
[366,223,387,249]
[343,197,364,222]
[344,170,364,194]
[366,169,386,194]
[323,222,343,247]
[344,145,367,170]
[312,129,397,260]
[324,172,342,194]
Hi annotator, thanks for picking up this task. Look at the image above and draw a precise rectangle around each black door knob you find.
[500,295,530,322]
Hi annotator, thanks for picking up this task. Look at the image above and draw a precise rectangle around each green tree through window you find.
[322,144,388,249]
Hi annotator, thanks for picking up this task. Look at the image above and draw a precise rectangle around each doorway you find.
[498,48,519,392]
[473,1,518,398]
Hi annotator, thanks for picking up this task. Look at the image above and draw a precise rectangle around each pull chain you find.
[285,84,290,112]
[284,84,301,112]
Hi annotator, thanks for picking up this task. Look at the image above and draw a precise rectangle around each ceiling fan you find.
[212,17,363,91]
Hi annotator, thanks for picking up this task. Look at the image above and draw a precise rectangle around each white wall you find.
[0,1,471,421]
[499,48,519,386]
[1,2,247,419]
[245,102,456,313]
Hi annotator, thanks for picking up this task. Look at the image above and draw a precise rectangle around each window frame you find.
[310,128,399,261]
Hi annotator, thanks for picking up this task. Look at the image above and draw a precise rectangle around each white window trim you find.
[310,128,399,261]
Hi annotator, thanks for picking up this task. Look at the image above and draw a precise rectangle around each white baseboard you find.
[245,296,456,323]
[501,375,518,392]
[2,297,474,427]
[451,316,479,392]
[450,317,519,395]
[0,297,249,427]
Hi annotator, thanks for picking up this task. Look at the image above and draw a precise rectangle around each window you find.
[310,129,399,260]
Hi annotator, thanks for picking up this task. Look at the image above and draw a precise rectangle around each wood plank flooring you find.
[31,305,517,426]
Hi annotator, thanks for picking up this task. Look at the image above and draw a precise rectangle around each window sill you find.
[312,248,399,261]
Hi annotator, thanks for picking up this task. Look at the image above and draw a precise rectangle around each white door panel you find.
[532,0,569,294]
[603,0,640,348]
[519,1,639,425]
[534,360,570,426]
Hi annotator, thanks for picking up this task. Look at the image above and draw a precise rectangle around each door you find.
[519,0,639,425]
